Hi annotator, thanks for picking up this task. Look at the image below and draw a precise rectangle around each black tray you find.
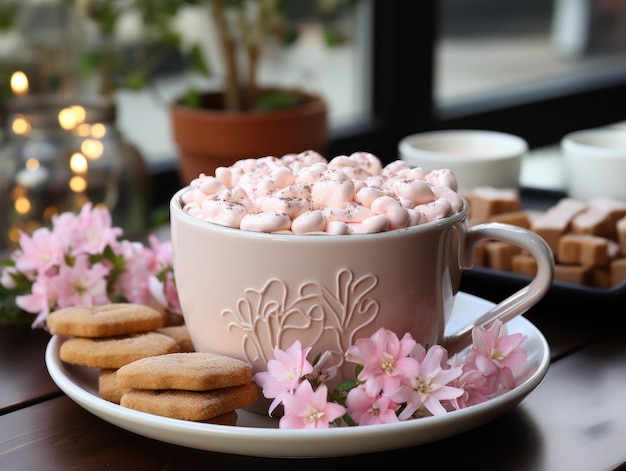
[460,187,626,312]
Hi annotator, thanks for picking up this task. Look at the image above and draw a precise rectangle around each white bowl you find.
[399,129,526,192]
[562,128,626,202]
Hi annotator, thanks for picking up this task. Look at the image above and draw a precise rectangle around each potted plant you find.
[75,0,356,183]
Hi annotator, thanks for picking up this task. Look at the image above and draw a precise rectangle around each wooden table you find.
[1,284,626,471]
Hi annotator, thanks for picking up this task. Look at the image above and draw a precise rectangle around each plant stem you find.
[236,4,257,109]
[99,37,117,101]
[209,0,241,110]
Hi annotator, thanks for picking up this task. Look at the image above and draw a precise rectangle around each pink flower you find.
[447,353,496,410]
[346,385,400,425]
[146,235,172,270]
[62,203,123,256]
[113,240,153,305]
[345,328,420,397]
[52,254,110,308]
[466,319,527,390]
[1,202,185,329]
[16,275,54,328]
[148,272,181,314]
[253,341,314,415]
[279,381,346,429]
[255,321,529,428]
[14,227,63,274]
[391,345,463,418]
[146,236,181,314]
[304,350,338,387]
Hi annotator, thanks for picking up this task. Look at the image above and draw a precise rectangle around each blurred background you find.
[1,0,626,247]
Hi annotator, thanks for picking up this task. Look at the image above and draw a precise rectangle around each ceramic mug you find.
[398,129,527,193]
[170,188,553,385]
[562,128,626,202]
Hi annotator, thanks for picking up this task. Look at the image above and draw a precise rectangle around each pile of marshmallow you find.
[180,151,464,234]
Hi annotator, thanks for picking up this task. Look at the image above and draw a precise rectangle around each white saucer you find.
[45,292,550,458]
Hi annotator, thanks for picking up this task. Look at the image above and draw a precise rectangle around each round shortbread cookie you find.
[47,303,164,338]
[59,332,178,368]
[116,352,252,391]
[119,382,259,421]
[156,325,195,352]
[98,369,130,404]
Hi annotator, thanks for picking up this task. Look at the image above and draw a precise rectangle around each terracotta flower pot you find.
[170,90,329,185]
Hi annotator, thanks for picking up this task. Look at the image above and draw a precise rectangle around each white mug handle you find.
[442,222,554,353]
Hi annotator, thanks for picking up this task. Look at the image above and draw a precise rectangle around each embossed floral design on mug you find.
[170,189,554,388]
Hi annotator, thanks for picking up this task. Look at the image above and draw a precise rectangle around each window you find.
[151,1,626,207]
[433,0,626,149]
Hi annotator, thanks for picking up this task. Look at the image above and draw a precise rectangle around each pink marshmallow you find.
[350,214,390,234]
[392,179,436,206]
[292,210,326,234]
[240,212,292,233]
[257,195,311,219]
[324,202,375,224]
[311,169,356,209]
[425,169,458,192]
[370,195,410,230]
[415,198,454,222]
[181,152,464,234]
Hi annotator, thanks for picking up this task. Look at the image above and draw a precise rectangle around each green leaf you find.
[101,245,126,288]
[0,3,17,31]
[279,26,299,46]
[334,379,359,392]
[341,412,357,426]
[323,25,345,47]
[180,88,202,108]
[0,304,33,327]
[0,277,33,327]
[188,44,210,76]
[126,71,148,91]
[254,91,304,111]
[1,258,15,269]
[77,51,101,79]
[89,0,120,35]
[159,30,183,47]
[150,205,171,227]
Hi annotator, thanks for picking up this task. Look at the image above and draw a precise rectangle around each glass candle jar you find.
[0,96,148,250]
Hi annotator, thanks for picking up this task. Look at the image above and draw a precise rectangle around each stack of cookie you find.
[116,352,259,425]
[48,303,259,425]
[47,303,193,403]
[155,325,196,353]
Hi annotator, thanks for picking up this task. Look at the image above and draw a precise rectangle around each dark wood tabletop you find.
[1,285,626,471]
